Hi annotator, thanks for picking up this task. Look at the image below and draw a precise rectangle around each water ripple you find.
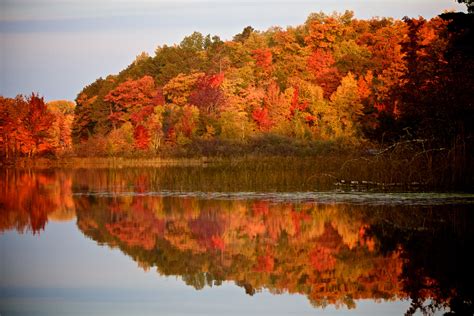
[72,191,474,205]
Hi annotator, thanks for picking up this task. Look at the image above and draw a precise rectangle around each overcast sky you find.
[0,0,467,101]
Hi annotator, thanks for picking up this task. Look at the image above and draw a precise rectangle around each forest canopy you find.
[1,11,473,164]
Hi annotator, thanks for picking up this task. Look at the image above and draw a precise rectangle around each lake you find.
[1,165,473,316]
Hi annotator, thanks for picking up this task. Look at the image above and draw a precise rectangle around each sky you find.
[0,0,467,101]
[0,220,412,315]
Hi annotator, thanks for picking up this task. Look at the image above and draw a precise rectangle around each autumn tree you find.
[104,75,158,129]
[106,122,134,155]
[189,73,225,114]
[0,96,18,159]
[175,105,200,145]
[233,26,255,43]
[64,10,472,168]
[252,48,274,80]
[304,11,353,50]
[307,49,342,97]
[73,76,116,141]
[329,73,363,139]
[271,27,310,89]
[0,94,55,158]
[47,100,75,153]
[263,81,292,132]
[163,73,204,107]
[134,125,151,150]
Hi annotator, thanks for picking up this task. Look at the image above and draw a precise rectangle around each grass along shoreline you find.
[2,146,472,192]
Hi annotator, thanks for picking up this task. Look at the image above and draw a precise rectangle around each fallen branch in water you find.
[373,139,429,156]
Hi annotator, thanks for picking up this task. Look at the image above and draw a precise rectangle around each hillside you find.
[1,11,473,183]
[68,11,473,155]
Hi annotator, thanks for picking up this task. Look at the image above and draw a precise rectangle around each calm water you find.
[1,167,473,316]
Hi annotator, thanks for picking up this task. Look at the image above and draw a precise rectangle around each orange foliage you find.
[307,49,341,97]
[252,107,272,131]
[3,12,465,158]
[255,254,275,272]
[0,94,55,158]
[72,193,406,308]
[310,246,337,272]
[0,170,75,233]
[133,125,150,150]
[6,169,458,310]
[105,76,158,128]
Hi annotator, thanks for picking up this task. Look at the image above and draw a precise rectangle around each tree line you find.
[1,11,473,160]
[0,95,74,159]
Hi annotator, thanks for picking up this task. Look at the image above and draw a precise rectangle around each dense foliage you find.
[0,95,74,158]
[68,11,473,156]
[1,11,473,163]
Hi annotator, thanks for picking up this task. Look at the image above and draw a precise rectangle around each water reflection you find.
[1,169,473,315]
[0,169,75,233]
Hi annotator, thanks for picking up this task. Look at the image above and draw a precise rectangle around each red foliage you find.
[133,125,150,150]
[357,72,373,100]
[305,114,317,124]
[252,107,272,131]
[105,76,158,110]
[0,94,55,158]
[108,111,125,126]
[374,102,386,113]
[252,48,273,72]
[307,49,341,97]
[208,73,225,88]
[290,87,308,116]
[155,87,166,106]
[211,235,226,250]
[189,73,225,113]
[182,108,195,138]
[0,171,69,234]
[131,105,154,125]
[105,76,158,127]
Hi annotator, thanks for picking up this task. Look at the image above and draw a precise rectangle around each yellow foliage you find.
[163,73,205,106]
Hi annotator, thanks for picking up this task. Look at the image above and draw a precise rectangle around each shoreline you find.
[0,155,330,169]
[1,152,472,191]
[0,156,220,169]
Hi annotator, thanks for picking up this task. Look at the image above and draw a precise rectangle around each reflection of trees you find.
[0,169,75,233]
[74,194,404,309]
[1,168,472,314]
[367,206,474,315]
